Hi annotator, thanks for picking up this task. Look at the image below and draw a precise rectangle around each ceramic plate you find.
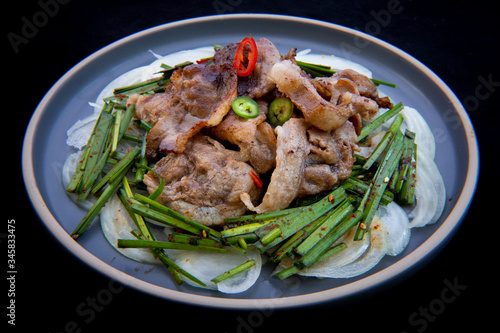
[22,14,478,309]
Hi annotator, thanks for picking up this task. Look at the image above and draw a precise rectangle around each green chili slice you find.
[232,96,260,118]
[268,97,293,126]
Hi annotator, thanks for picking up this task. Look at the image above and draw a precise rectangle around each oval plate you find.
[22,14,478,309]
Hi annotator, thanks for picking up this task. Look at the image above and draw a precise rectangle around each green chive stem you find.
[211,260,256,284]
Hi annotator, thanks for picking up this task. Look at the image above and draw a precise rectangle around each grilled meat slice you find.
[241,119,358,213]
[127,87,173,126]
[298,120,358,196]
[315,69,393,110]
[213,37,281,98]
[145,63,237,158]
[143,135,262,226]
[206,100,277,174]
[241,118,310,213]
[267,60,379,131]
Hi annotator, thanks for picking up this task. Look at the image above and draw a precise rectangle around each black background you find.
[5,0,498,332]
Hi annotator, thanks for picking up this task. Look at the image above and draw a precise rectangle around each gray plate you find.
[22,14,478,309]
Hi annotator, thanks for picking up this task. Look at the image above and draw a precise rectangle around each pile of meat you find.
[128,38,390,226]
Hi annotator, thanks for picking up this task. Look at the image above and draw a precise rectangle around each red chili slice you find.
[234,36,258,77]
[196,57,212,64]
[249,171,263,188]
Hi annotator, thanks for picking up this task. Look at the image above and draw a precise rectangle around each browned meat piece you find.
[213,38,281,98]
[241,119,358,213]
[127,87,173,126]
[241,118,310,213]
[316,69,393,109]
[348,113,363,136]
[267,60,379,131]
[143,134,262,226]
[145,63,237,158]
[376,96,393,109]
[329,69,379,99]
[298,121,359,196]
[314,70,379,120]
[282,47,297,61]
[206,100,277,174]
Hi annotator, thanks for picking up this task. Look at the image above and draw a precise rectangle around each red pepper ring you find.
[234,36,258,77]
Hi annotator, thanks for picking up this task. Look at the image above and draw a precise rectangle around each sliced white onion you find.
[377,202,411,256]
[66,113,99,149]
[173,247,262,294]
[420,153,447,225]
[400,107,436,159]
[297,225,370,277]
[358,103,444,229]
[94,67,162,111]
[295,52,373,78]
[294,219,388,279]
[147,46,215,73]
[278,202,410,279]
[66,112,144,169]
[61,151,96,210]
[408,167,436,228]
[302,218,388,279]
[409,149,446,228]
[356,130,387,159]
[100,194,164,265]
[94,46,216,110]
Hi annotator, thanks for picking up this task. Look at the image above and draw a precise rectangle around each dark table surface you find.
[6,0,498,332]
